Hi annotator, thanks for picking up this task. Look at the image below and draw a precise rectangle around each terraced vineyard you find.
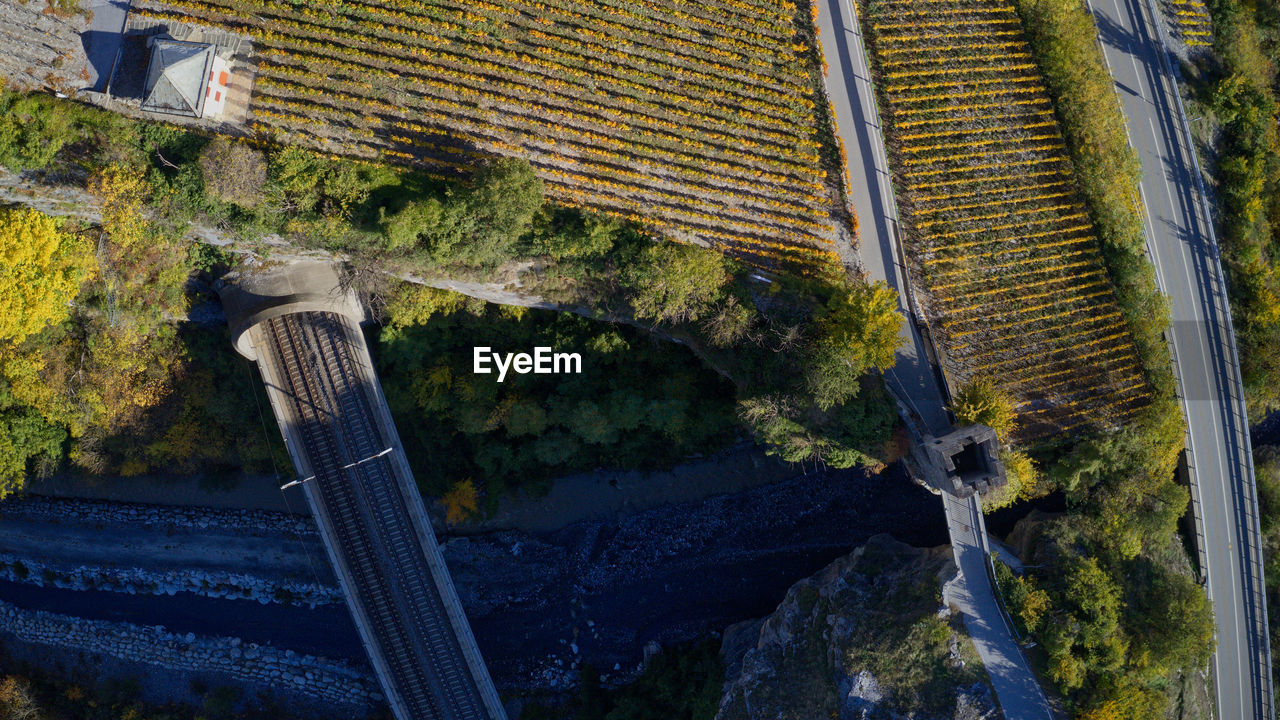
[131,0,849,273]
[1166,0,1212,47]
[860,0,1149,441]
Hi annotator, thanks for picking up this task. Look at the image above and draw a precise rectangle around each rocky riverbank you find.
[0,463,946,707]
[0,597,380,713]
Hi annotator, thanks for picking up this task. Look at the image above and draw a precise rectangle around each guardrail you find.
[838,0,956,413]
[1137,0,1275,714]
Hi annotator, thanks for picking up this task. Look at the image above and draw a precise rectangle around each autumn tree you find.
[950,376,1017,441]
[806,279,902,409]
[198,137,268,208]
[440,479,479,525]
[0,207,95,344]
[0,676,44,720]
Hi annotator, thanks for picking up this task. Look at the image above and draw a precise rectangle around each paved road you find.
[815,1,1052,717]
[1086,0,1275,716]
[82,0,132,92]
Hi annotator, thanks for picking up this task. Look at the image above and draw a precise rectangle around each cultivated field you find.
[131,0,849,273]
[0,2,90,93]
[1167,0,1212,47]
[861,0,1149,440]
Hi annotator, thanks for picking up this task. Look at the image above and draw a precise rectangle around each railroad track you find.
[262,311,488,720]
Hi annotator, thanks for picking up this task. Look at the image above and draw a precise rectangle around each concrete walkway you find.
[815,0,1053,716]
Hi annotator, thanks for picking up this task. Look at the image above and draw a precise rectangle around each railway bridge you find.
[220,261,506,720]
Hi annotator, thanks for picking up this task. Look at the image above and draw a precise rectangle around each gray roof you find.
[141,39,214,117]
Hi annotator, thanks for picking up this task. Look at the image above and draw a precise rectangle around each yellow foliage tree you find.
[441,478,479,525]
[951,376,1017,441]
[88,163,148,250]
[0,207,95,344]
[0,675,44,720]
[983,450,1040,510]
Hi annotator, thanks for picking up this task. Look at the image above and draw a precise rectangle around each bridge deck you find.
[249,310,505,720]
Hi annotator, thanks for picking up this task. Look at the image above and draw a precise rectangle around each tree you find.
[983,450,1039,510]
[625,243,730,324]
[1041,556,1126,691]
[381,158,543,267]
[817,279,902,373]
[0,676,44,720]
[465,157,544,253]
[0,406,65,499]
[0,207,94,344]
[0,90,79,171]
[950,377,1016,441]
[198,137,267,208]
[1124,559,1214,673]
[440,479,479,525]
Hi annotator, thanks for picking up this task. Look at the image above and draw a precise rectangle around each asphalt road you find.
[1085,0,1274,715]
[815,1,1053,717]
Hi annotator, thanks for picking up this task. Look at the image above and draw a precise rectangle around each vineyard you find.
[861,0,1149,441]
[1166,0,1213,47]
[129,0,849,273]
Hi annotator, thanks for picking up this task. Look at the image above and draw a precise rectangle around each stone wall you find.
[0,494,318,537]
[0,598,381,709]
[0,552,341,607]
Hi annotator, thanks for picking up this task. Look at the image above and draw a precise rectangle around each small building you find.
[103,14,250,126]
[140,37,231,120]
[913,424,1007,498]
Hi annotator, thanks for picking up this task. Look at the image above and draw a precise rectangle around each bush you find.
[198,137,267,209]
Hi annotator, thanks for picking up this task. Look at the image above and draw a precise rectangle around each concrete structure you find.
[815,1,1053,717]
[1087,0,1274,714]
[104,13,253,127]
[220,261,365,361]
[914,425,1005,498]
[221,262,507,720]
[141,38,216,118]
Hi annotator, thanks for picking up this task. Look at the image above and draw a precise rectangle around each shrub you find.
[198,137,268,209]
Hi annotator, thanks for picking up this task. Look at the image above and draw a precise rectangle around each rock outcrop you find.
[716,534,1001,720]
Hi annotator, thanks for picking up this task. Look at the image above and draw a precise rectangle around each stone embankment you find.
[0,597,380,709]
[1,494,317,537]
[0,495,339,606]
[0,552,340,607]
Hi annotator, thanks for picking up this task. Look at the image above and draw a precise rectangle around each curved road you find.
[1085,0,1275,716]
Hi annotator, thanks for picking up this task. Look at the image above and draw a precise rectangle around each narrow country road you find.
[1086,0,1275,715]
[815,1,1053,717]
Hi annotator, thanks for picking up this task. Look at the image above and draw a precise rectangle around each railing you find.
[1135,0,1275,714]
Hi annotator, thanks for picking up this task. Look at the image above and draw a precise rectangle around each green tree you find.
[625,243,730,324]
[0,405,65,499]
[382,158,543,267]
[0,207,95,344]
[1042,556,1126,691]
[0,90,79,171]
[1124,560,1213,673]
